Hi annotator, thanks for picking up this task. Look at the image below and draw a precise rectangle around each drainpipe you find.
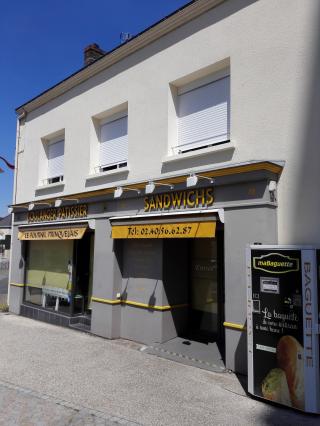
[13,109,26,206]
[7,109,26,304]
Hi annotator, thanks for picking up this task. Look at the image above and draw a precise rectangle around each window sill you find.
[86,166,129,181]
[35,182,65,191]
[162,141,235,164]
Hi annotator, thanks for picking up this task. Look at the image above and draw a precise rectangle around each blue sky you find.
[0,0,189,217]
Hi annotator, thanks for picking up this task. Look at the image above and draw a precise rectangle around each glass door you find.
[73,232,93,315]
[189,238,219,341]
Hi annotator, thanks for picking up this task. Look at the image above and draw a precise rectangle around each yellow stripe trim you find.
[91,297,121,305]
[223,321,246,331]
[124,300,188,311]
[10,283,24,287]
[91,297,188,311]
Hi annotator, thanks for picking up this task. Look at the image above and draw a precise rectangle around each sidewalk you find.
[0,313,318,425]
[0,380,133,426]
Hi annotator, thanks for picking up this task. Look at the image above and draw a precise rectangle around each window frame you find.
[46,138,64,184]
[97,110,128,173]
[173,69,230,155]
[39,133,65,187]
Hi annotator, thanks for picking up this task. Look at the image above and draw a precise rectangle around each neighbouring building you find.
[8,0,320,375]
[0,214,12,260]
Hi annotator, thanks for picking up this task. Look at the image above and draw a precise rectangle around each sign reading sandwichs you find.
[144,188,214,212]
[28,204,88,223]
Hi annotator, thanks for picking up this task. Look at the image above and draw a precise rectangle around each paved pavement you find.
[0,314,319,425]
[0,380,135,426]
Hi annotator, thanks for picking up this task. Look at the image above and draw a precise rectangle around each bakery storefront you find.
[9,162,282,373]
[15,204,94,326]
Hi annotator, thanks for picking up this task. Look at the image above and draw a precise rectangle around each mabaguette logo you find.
[253,252,300,274]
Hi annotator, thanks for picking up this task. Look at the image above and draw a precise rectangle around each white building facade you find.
[8,0,320,374]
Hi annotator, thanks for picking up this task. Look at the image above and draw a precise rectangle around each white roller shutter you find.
[177,76,230,152]
[47,140,64,179]
[100,116,128,167]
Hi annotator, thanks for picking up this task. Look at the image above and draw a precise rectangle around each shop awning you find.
[18,225,87,240]
[112,221,216,239]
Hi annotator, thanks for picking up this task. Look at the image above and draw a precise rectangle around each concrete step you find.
[69,315,91,326]
[69,322,91,332]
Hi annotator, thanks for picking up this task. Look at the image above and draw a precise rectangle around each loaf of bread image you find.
[261,368,292,406]
[276,335,304,410]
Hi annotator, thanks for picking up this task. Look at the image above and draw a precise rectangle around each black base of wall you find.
[20,304,91,330]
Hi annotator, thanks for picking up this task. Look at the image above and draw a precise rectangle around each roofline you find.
[15,0,225,115]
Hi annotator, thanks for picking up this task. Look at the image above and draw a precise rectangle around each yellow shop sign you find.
[112,222,216,239]
[18,226,87,240]
[144,188,214,212]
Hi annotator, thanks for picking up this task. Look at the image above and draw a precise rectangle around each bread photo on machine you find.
[277,335,304,410]
[261,335,304,409]
[261,368,292,406]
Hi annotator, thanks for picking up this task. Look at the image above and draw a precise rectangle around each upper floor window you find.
[46,139,64,184]
[98,113,128,172]
[175,74,230,154]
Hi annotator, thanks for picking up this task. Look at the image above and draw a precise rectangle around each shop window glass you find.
[87,235,94,310]
[25,240,73,313]
[190,238,218,335]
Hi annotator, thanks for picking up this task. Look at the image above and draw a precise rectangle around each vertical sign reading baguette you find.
[302,250,320,413]
[317,250,320,413]
[250,249,305,411]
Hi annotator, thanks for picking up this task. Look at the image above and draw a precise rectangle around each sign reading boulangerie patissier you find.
[28,204,87,223]
[250,250,305,410]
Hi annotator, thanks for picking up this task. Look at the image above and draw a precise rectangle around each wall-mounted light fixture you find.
[268,180,277,193]
[28,202,52,211]
[114,186,140,199]
[186,173,215,188]
[268,180,277,202]
[145,181,174,194]
[55,198,79,207]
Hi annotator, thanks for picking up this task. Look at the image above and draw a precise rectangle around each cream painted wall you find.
[14,0,320,244]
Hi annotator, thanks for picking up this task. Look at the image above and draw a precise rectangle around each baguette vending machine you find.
[247,245,320,413]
